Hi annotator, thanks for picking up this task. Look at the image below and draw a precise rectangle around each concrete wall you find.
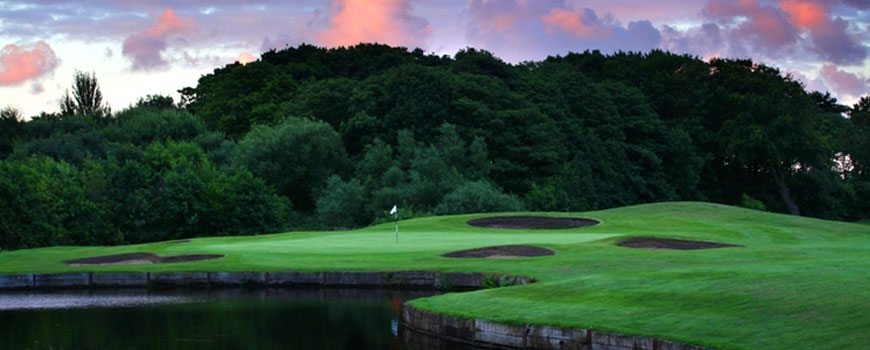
[401,304,710,350]
[0,271,528,290]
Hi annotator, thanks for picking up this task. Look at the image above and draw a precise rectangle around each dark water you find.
[0,288,469,350]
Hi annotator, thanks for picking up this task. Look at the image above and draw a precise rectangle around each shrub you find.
[435,180,524,215]
[739,193,767,211]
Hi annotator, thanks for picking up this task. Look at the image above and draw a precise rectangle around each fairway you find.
[1,202,869,350]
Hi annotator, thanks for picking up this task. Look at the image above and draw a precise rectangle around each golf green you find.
[1,202,868,350]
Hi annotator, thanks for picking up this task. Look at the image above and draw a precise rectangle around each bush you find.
[739,193,767,211]
[435,180,524,215]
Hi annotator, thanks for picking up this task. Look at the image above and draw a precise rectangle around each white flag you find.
[390,205,397,215]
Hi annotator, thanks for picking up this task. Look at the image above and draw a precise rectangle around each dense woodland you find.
[1,43,868,250]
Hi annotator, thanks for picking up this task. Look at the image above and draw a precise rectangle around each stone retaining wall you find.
[0,271,530,290]
[401,304,710,350]
[0,271,705,349]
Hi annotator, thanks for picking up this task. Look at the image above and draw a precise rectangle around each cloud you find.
[542,8,611,39]
[778,0,866,65]
[662,22,727,60]
[696,0,867,65]
[704,0,799,52]
[807,17,867,65]
[790,70,830,93]
[0,41,59,86]
[316,0,432,48]
[122,8,197,70]
[466,0,661,62]
[235,51,256,65]
[31,82,45,94]
[819,65,869,98]
[779,0,827,29]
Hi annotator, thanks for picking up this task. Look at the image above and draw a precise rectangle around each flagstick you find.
[394,211,399,244]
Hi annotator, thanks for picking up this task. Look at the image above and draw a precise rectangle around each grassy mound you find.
[1,202,868,350]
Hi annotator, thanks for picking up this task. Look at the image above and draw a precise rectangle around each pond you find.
[0,288,470,349]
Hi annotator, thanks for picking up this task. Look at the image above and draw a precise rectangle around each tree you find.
[316,176,368,229]
[134,94,176,110]
[847,96,870,179]
[0,107,21,158]
[185,61,295,137]
[234,117,349,211]
[110,107,208,146]
[709,59,834,215]
[60,71,110,118]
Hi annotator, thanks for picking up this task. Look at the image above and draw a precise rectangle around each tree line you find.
[1,44,867,250]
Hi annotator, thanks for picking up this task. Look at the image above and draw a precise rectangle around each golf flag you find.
[391,205,399,244]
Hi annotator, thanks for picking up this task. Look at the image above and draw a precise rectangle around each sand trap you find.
[467,216,599,229]
[442,245,555,258]
[617,238,743,250]
[65,252,224,266]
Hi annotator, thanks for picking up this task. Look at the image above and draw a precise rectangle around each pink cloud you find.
[234,51,256,65]
[705,0,798,50]
[699,0,866,65]
[0,41,59,87]
[819,65,869,98]
[779,0,827,29]
[316,0,432,49]
[542,8,610,39]
[466,0,661,62]
[122,9,196,70]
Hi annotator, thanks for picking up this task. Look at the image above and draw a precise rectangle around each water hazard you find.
[0,288,470,349]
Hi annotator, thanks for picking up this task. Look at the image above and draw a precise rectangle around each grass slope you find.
[1,202,868,349]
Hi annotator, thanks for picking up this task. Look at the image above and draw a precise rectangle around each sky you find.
[1,0,869,118]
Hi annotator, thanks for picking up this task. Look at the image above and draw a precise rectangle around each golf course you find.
[1,201,868,349]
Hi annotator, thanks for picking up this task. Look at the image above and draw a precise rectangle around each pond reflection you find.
[0,288,473,350]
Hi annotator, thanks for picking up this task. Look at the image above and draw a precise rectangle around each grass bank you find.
[1,202,868,349]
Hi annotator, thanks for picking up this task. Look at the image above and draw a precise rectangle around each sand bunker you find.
[65,252,224,266]
[467,216,599,229]
[442,245,555,258]
[617,238,743,250]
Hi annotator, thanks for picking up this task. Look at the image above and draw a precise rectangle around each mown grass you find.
[1,202,868,350]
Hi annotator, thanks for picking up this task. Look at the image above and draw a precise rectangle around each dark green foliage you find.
[109,107,208,145]
[349,64,452,148]
[435,181,524,215]
[234,117,349,211]
[739,194,767,211]
[707,59,834,216]
[0,157,109,249]
[288,78,358,130]
[135,94,176,110]
[14,120,108,166]
[1,107,291,249]
[0,107,21,158]
[4,44,868,249]
[316,176,368,229]
[186,61,296,137]
[847,96,870,180]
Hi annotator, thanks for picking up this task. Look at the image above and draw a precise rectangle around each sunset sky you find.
[1,0,869,117]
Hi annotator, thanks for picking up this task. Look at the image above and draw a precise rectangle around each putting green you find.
[1,202,868,350]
